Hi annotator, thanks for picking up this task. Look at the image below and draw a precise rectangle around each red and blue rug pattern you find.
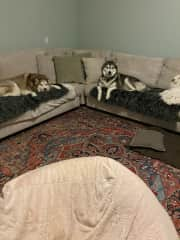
[0,106,179,234]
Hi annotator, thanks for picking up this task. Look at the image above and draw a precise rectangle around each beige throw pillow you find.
[129,129,166,152]
[82,58,105,84]
[36,55,56,84]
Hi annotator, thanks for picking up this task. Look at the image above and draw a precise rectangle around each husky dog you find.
[97,60,148,101]
[0,73,61,97]
[26,73,61,94]
[97,61,120,101]
[160,75,180,105]
[0,74,36,97]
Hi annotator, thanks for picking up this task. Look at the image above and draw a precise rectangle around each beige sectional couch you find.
[0,48,180,140]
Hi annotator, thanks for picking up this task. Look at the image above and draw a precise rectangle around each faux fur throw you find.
[90,87,180,121]
[0,85,68,124]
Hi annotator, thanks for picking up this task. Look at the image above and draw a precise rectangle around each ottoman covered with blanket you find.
[0,156,178,240]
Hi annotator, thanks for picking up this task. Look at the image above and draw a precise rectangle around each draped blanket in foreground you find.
[91,87,180,121]
[0,85,68,123]
[0,156,178,240]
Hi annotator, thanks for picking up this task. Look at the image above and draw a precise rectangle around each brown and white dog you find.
[160,75,180,105]
[0,73,61,97]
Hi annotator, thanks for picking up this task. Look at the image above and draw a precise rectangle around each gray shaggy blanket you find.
[0,85,68,124]
[90,87,180,121]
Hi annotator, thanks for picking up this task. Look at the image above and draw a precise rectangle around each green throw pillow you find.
[53,56,85,84]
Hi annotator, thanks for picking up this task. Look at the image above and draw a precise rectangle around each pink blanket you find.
[0,156,178,240]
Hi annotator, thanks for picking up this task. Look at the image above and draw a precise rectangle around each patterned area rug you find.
[0,106,179,234]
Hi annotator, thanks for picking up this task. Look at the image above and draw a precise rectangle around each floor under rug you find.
[0,106,179,234]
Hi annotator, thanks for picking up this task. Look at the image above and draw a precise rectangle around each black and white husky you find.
[97,60,148,101]
[97,61,119,101]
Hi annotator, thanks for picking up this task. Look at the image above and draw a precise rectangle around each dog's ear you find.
[104,56,118,65]
[41,74,49,82]
[113,57,118,64]
[34,78,40,85]
[24,73,31,80]
[104,56,108,62]
[25,73,38,81]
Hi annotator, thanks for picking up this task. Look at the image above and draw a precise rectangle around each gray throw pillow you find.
[129,129,166,152]
[53,56,85,84]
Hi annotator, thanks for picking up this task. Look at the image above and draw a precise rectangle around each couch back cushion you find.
[111,53,163,87]
[157,58,180,89]
[72,49,113,58]
[72,49,92,57]
[0,51,39,79]
[45,48,73,57]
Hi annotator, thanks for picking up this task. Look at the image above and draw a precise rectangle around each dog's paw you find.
[31,92,37,97]
[105,93,111,100]
[52,85,61,90]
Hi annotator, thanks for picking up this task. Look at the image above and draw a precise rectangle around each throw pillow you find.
[36,55,56,84]
[72,52,92,80]
[130,128,180,168]
[129,129,166,152]
[82,58,105,84]
[53,56,85,84]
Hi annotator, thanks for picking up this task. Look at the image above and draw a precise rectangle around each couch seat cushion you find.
[90,87,180,121]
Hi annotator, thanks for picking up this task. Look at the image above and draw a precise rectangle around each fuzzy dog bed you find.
[0,85,68,124]
[0,156,178,240]
[90,87,180,121]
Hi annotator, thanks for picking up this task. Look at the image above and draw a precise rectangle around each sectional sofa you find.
[0,48,180,140]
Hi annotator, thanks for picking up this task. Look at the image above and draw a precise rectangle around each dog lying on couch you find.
[0,73,61,97]
[160,75,180,105]
[97,60,148,101]
[97,60,180,106]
